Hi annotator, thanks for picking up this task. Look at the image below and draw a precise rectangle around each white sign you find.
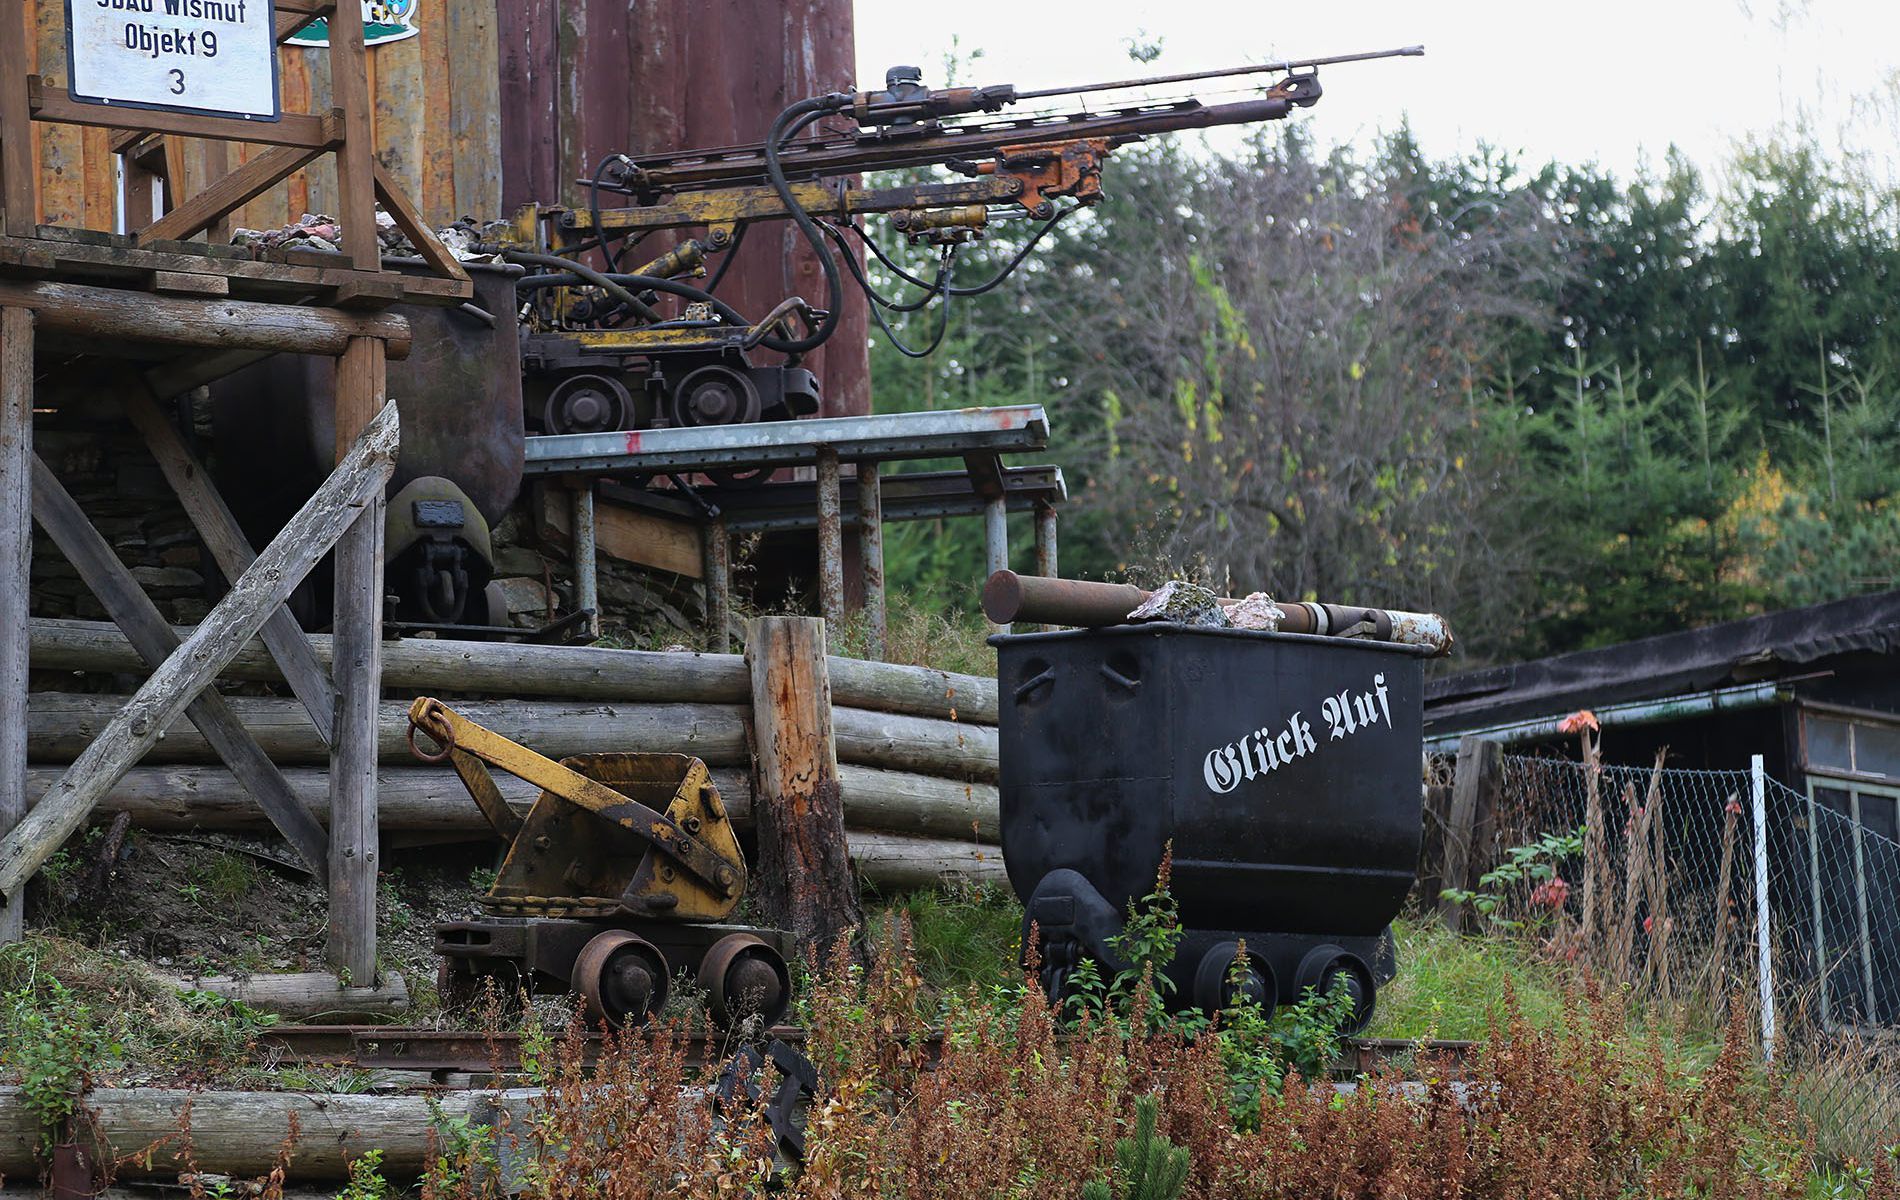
[66,0,279,122]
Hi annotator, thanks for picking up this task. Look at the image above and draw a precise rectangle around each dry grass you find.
[102,917,1837,1199]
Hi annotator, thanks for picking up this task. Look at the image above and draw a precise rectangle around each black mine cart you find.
[993,623,1428,1032]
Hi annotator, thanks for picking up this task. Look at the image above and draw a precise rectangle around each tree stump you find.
[745,616,866,967]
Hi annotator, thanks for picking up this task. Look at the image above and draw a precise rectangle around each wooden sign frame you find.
[0,0,468,299]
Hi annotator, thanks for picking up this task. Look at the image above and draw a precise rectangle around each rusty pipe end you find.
[983,570,1026,625]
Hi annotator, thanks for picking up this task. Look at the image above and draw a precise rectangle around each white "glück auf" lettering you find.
[1202,673,1391,795]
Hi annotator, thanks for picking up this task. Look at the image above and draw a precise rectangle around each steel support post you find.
[1752,754,1776,1062]
[858,462,886,661]
[1033,501,1058,578]
[816,447,844,626]
[704,518,731,654]
[0,307,29,943]
[1033,501,1059,633]
[571,483,599,638]
[984,495,1009,634]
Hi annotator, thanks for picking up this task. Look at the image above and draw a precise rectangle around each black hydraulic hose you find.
[590,154,626,273]
[821,221,949,313]
[864,271,954,358]
[756,96,851,354]
[848,204,1076,296]
[501,250,663,325]
[704,220,749,294]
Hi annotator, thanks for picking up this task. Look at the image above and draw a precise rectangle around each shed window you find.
[1801,706,1900,1028]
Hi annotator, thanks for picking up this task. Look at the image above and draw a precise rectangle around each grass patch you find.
[867,881,1022,997]
[826,591,997,677]
[1367,916,1571,1041]
[0,933,278,1088]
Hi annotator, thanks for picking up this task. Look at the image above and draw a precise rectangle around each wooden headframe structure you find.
[0,0,471,981]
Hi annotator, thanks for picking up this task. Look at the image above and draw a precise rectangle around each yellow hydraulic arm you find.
[405,696,746,921]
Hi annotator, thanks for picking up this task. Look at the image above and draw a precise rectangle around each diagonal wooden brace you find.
[121,388,337,747]
[372,161,471,285]
[29,457,331,879]
[0,402,400,907]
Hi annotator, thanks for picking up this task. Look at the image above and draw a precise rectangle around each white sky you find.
[855,0,1900,183]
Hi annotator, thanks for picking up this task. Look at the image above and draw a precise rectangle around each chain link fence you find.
[1439,749,1900,1162]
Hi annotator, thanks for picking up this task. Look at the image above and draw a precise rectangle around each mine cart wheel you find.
[1294,945,1378,1035]
[574,930,671,1029]
[1192,940,1277,1020]
[701,933,792,1030]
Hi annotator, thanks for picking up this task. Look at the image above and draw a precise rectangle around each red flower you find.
[1726,798,1744,815]
[1558,710,1600,735]
[1531,878,1570,909]
[1643,916,1653,933]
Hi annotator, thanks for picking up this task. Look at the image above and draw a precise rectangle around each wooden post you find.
[0,0,33,237]
[0,405,400,907]
[326,1,381,271]
[744,616,865,965]
[815,447,844,625]
[704,518,730,654]
[1438,735,1504,932]
[328,337,388,983]
[0,306,28,943]
[858,462,885,661]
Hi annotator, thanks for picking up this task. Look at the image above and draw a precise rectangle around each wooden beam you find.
[19,763,1004,843]
[0,403,399,909]
[327,337,386,982]
[0,279,412,358]
[0,306,28,942]
[324,9,379,270]
[0,0,33,237]
[149,271,230,297]
[27,618,1003,723]
[371,159,469,283]
[138,139,332,245]
[27,78,335,149]
[22,693,751,767]
[745,616,865,965]
[0,1086,494,1181]
[1439,735,1504,932]
[273,0,336,44]
[29,457,330,878]
[121,389,336,746]
[148,970,407,1020]
[537,485,703,579]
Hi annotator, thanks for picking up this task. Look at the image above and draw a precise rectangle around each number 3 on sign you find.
[168,70,185,95]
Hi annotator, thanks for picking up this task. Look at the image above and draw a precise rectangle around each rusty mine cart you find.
[406,697,792,1030]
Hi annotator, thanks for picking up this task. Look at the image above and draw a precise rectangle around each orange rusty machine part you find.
[407,697,791,1030]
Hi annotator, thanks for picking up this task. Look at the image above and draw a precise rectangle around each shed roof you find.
[1425,590,1900,735]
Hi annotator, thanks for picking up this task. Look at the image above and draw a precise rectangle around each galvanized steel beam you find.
[522,405,1048,477]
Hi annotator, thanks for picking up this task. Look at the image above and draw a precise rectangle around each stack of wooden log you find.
[23,617,1004,890]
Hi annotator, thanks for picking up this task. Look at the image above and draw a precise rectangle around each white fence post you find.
[1752,752,1776,1063]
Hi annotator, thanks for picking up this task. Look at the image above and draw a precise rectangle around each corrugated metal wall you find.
[21,0,868,417]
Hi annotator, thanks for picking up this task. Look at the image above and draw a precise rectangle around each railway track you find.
[254,1025,1472,1077]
